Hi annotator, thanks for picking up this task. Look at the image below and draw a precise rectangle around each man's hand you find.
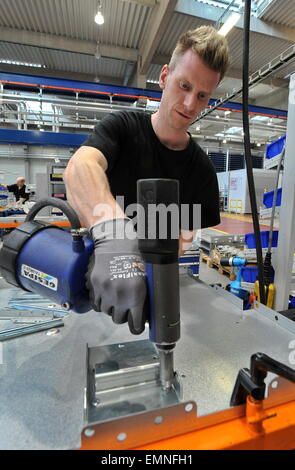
[86,218,147,335]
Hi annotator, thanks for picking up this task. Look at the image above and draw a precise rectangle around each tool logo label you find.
[21,265,58,291]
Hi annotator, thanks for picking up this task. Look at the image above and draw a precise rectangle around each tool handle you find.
[137,179,180,345]
[25,197,81,229]
[137,179,179,264]
[146,262,180,344]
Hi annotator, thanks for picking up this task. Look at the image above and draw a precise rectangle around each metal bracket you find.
[81,400,198,450]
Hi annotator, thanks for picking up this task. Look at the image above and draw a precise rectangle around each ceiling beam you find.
[0,63,123,86]
[121,0,157,4]
[0,27,138,62]
[138,0,177,75]
[226,67,288,88]
[175,0,295,43]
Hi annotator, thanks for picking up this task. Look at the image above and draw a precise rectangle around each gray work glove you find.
[86,218,147,335]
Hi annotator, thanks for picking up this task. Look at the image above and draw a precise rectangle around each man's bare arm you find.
[63,146,126,228]
[179,230,196,256]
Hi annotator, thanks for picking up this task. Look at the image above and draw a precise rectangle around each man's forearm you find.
[63,146,126,228]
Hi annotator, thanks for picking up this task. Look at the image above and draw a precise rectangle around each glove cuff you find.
[91,218,136,241]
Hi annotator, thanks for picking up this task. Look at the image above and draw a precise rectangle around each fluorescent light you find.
[226,127,243,134]
[251,115,269,122]
[223,139,227,143]
[95,11,104,25]
[0,59,46,68]
[147,79,159,84]
[218,12,241,36]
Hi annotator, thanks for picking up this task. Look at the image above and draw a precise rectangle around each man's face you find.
[159,50,221,131]
[16,179,25,187]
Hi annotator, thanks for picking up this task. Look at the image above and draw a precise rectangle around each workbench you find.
[0,274,294,450]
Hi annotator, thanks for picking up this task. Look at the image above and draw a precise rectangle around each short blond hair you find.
[169,26,230,82]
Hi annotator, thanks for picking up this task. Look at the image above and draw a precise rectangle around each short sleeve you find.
[83,112,126,172]
[7,184,15,192]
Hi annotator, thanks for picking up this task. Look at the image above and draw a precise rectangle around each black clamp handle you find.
[230,352,295,406]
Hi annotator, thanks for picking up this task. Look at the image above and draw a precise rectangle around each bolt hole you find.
[275,316,278,321]
[154,416,163,425]
[117,432,127,442]
[84,428,95,437]
[181,374,186,378]
[185,403,193,413]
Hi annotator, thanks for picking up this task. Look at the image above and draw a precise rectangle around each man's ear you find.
[159,64,169,90]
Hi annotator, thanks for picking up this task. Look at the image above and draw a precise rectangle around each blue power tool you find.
[0,179,180,390]
[0,198,94,313]
[220,256,249,301]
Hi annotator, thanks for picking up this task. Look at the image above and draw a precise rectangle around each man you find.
[0,177,29,203]
[63,26,229,335]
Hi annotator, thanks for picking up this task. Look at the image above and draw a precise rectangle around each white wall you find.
[0,144,71,185]
[228,169,278,213]
[217,172,230,192]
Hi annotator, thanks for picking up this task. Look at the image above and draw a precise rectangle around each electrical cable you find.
[242,0,266,304]
[25,197,81,230]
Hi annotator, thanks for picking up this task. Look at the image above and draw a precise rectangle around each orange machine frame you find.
[81,381,295,451]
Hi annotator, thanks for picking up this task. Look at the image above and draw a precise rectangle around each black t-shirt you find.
[83,111,220,230]
[7,184,28,202]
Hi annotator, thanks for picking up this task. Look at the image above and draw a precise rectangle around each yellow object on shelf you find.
[254,281,275,308]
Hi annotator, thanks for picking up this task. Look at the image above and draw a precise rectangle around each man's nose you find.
[183,93,198,114]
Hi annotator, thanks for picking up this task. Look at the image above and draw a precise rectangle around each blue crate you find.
[1,209,25,216]
[241,266,275,283]
[266,135,286,159]
[241,267,258,283]
[263,188,282,208]
[245,230,279,248]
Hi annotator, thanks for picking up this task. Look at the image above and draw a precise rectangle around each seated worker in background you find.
[0,177,29,203]
[64,26,229,335]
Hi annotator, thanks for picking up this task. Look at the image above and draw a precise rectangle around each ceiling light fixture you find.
[218,11,241,36]
[95,1,104,25]
[0,59,46,68]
